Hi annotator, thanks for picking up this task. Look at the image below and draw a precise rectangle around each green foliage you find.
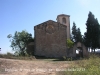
[76,28,83,42]
[72,22,77,42]
[67,39,74,48]
[71,22,83,43]
[84,11,100,52]
[7,30,34,56]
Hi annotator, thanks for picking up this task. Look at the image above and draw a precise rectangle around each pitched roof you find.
[34,20,67,27]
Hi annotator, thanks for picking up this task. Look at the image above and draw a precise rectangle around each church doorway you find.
[76,47,83,58]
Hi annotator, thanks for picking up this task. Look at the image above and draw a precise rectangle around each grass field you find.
[57,54,100,75]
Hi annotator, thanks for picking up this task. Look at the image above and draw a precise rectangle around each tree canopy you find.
[71,22,83,43]
[7,30,34,56]
[84,11,100,52]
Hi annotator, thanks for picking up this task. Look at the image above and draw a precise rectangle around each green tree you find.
[91,18,100,52]
[72,22,83,43]
[84,11,95,50]
[84,11,100,53]
[72,22,77,42]
[76,28,83,42]
[7,30,34,56]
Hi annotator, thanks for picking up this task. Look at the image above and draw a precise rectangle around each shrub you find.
[66,39,74,48]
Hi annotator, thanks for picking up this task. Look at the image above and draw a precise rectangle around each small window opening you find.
[62,17,66,24]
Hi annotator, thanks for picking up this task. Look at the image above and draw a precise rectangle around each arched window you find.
[62,17,66,24]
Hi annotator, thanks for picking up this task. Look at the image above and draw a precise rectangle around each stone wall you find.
[67,42,89,58]
[27,42,34,55]
[34,20,67,58]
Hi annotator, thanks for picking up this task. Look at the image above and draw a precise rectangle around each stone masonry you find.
[34,20,67,58]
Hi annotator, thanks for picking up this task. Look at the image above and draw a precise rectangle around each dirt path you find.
[0,58,69,75]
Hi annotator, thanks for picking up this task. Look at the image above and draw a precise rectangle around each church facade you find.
[34,14,70,58]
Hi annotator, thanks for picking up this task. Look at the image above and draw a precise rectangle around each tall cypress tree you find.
[84,11,100,52]
[72,22,77,42]
[72,22,83,43]
[76,28,83,43]
[84,12,95,49]
[92,18,100,52]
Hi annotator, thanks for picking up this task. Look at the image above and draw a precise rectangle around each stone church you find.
[33,14,88,58]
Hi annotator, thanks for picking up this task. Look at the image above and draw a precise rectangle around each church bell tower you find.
[56,14,70,39]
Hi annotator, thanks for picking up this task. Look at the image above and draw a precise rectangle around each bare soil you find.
[0,58,69,75]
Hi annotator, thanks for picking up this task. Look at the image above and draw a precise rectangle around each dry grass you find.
[57,55,100,75]
[0,58,69,75]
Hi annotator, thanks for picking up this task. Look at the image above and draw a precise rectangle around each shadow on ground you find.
[35,56,84,61]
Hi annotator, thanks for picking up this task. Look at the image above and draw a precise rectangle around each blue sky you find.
[0,0,100,54]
